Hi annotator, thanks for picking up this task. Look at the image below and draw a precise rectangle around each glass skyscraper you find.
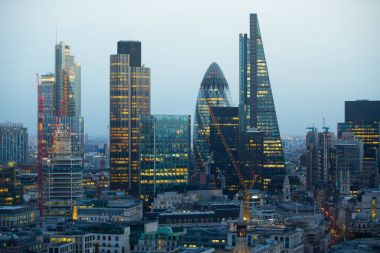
[40,73,55,115]
[109,41,151,195]
[337,100,380,187]
[139,115,190,202]
[39,42,84,158]
[193,62,232,172]
[209,106,240,195]
[239,14,285,181]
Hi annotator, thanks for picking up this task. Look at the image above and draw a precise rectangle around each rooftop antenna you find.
[322,117,329,133]
[55,22,58,44]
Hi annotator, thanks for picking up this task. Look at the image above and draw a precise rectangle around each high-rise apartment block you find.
[110,41,151,195]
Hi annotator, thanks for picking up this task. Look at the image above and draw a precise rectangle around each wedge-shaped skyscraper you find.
[239,14,285,180]
[193,62,232,171]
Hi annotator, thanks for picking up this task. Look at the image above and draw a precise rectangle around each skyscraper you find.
[193,62,232,172]
[40,73,55,115]
[0,165,22,205]
[305,127,318,190]
[0,123,28,165]
[40,42,84,158]
[55,42,81,117]
[209,106,240,195]
[110,41,151,195]
[239,14,285,182]
[117,41,141,68]
[337,100,380,187]
[139,115,190,202]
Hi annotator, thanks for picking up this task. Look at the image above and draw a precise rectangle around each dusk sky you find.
[1,0,379,136]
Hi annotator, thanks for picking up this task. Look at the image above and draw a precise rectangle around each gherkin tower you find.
[239,14,285,182]
[193,62,232,171]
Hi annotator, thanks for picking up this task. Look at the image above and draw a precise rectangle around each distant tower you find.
[339,167,350,195]
[283,175,291,202]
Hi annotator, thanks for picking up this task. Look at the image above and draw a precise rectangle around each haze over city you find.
[1,0,380,136]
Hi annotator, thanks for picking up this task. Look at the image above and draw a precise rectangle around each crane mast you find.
[209,106,256,224]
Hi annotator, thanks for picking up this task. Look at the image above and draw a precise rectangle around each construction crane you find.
[37,73,44,216]
[209,106,257,224]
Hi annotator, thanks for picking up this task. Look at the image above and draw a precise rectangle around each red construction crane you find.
[36,73,44,216]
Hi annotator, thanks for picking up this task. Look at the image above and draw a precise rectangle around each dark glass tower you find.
[110,42,151,195]
[209,106,239,195]
[239,14,285,180]
[117,41,142,67]
[193,62,232,172]
[338,100,380,187]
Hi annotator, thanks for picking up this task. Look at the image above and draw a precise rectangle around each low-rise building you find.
[133,226,183,253]
[76,197,143,223]
[49,230,95,253]
[0,205,39,228]
[80,222,130,253]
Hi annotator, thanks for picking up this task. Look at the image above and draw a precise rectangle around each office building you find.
[338,100,380,187]
[0,123,28,165]
[40,73,55,115]
[139,115,190,202]
[209,106,240,195]
[317,130,334,185]
[133,227,183,253]
[193,62,232,172]
[239,14,285,179]
[305,127,318,190]
[117,41,141,67]
[331,138,363,190]
[110,41,151,195]
[43,127,83,217]
[40,42,84,159]
[0,205,39,228]
[0,165,22,205]
[239,128,265,189]
[55,41,81,117]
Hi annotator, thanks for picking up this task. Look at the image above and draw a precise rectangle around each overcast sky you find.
[1,0,379,137]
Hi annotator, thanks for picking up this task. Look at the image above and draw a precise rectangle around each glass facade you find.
[139,115,190,202]
[40,42,84,160]
[209,107,240,195]
[239,14,285,180]
[193,62,232,171]
[55,42,81,117]
[117,41,141,68]
[40,73,55,115]
[338,100,380,180]
[109,46,151,195]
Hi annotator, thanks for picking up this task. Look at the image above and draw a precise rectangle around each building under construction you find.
[43,126,83,217]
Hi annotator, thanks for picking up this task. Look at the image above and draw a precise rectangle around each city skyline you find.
[1,0,380,137]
